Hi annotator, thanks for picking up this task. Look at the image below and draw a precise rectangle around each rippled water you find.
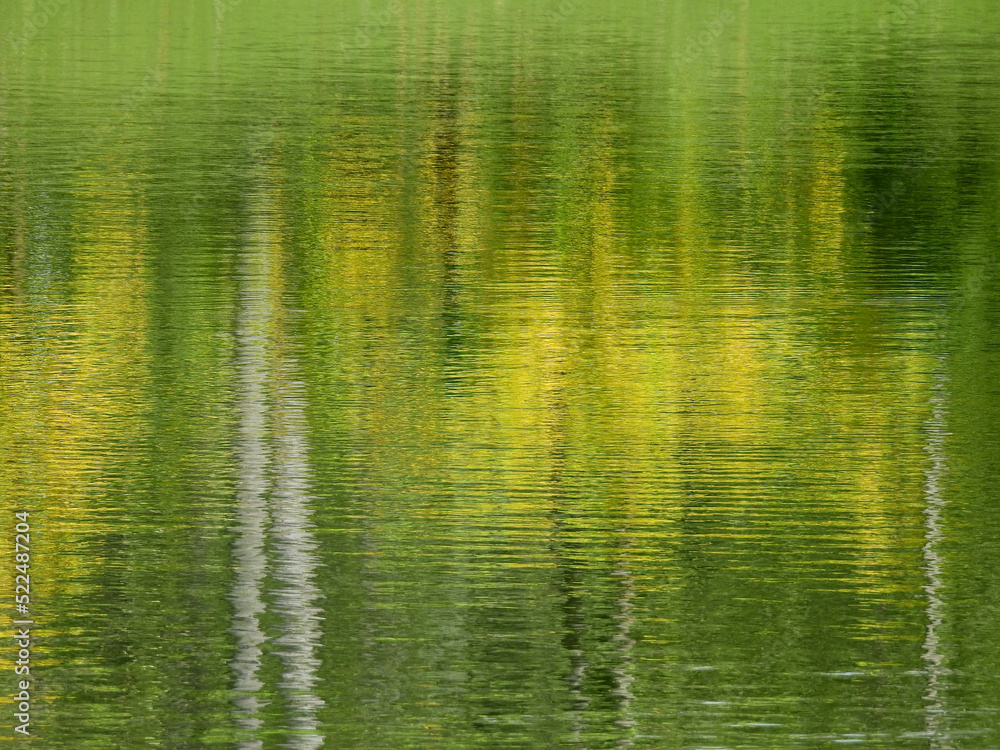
[2,1,1000,747]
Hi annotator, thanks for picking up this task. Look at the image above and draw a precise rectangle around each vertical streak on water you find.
[611,538,637,748]
[270,366,326,749]
[247,173,326,750]
[922,358,951,749]
[553,509,589,745]
[230,205,273,750]
[555,525,590,745]
[230,163,325,749]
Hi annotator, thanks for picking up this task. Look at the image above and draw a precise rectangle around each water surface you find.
[2,1,1000,748]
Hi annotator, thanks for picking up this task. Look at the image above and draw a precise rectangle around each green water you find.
[2,1,1000,747]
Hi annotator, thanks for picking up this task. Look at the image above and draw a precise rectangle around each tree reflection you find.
[230,146,324,749]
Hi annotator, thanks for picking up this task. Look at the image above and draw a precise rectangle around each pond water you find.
[2,1,1000,747]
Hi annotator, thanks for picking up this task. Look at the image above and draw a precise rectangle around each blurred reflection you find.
[230,147,324,750]
[922,359,951,750]
[230,182,270,746]
[2,2,1000,748]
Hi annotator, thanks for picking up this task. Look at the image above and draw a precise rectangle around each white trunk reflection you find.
[611,539,637,748]
[230,169,325,749]
[922,359,950,749]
